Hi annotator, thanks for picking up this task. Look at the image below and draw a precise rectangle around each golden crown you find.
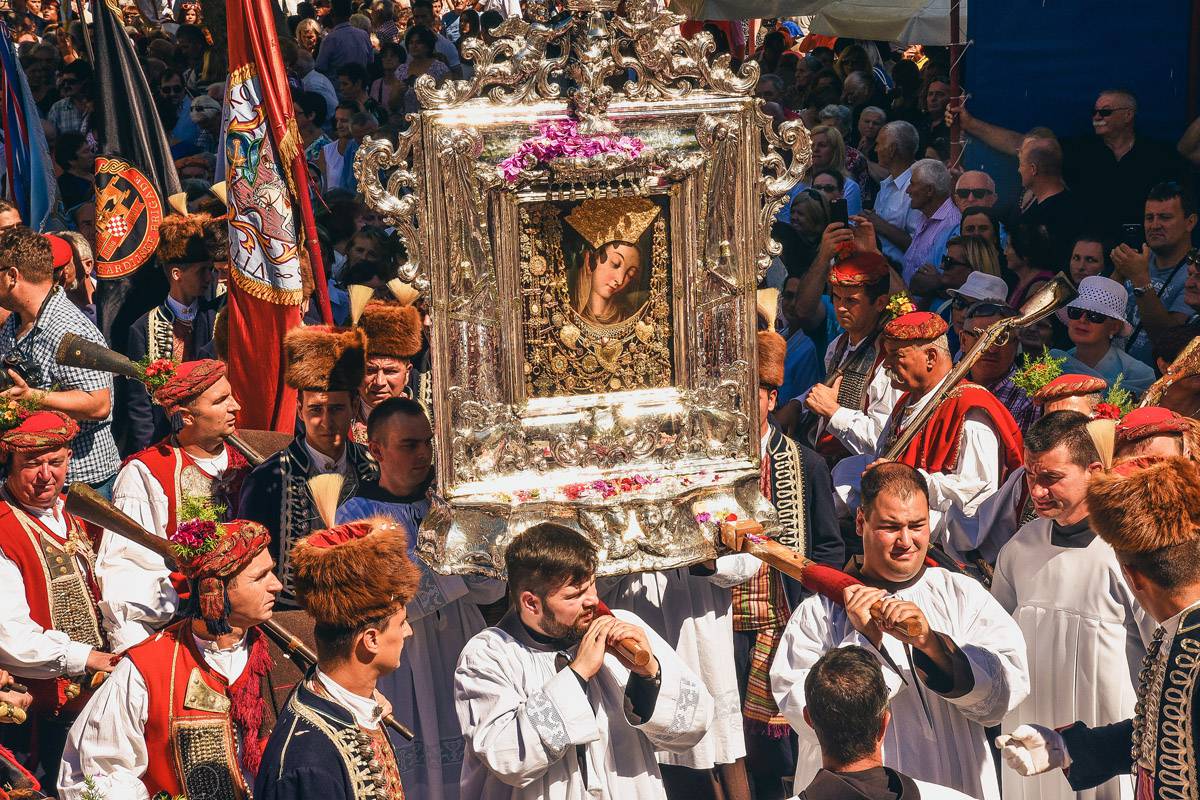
[564,197,661,250]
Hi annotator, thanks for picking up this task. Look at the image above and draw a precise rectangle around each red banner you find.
[223,0,332,430]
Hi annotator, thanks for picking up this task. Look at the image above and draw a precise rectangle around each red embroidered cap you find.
[1116,406,1188,443]
[152,359,227,411]
[0,411,79,453]
[829,252,889,287]
[1032,374,1108,405]
[883,311,948,341]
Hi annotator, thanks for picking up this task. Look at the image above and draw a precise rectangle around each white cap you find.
[1062,275,1133,338]
[947,271,1009,304]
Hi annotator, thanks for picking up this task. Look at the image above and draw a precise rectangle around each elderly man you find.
[960,303,1038,431]
[950,90,1188,237]
[1015,138,1083,264]
[864,120,922,265]
[953,171,998,213]
[991,412,1152,800]
[1113,405,1199,461]
[902,159,962,285]
[772,462,1028,800]
[0,411,119,785]
[831,311,1024,536]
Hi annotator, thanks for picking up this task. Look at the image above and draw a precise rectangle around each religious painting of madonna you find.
[520,194,674,398]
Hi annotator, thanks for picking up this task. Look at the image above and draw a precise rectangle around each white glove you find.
[994,724,1071,776]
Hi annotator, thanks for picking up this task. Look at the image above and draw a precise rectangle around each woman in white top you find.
[1052,275,1156,396]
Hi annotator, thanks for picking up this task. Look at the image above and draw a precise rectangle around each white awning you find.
[670,0,967,46]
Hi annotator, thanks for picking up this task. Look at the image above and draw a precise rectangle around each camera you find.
[0,354,30,393]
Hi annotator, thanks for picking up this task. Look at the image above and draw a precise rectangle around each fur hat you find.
[156,213,212,265]
[359,301,422,359]
[291,517,422,629]
[1087,456,1200,554]
[758,330,786,389]
[284,326,367,391]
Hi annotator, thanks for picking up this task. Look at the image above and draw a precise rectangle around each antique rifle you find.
[882,274,1075,460]
[63,484,416,741]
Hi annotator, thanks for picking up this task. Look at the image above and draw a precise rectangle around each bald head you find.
[954,171,997,211]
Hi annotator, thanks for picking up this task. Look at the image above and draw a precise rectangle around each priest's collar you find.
[496,608,580,654]
[356,476,432,505]
[1050,517,1096,549]
[846,556,927,593]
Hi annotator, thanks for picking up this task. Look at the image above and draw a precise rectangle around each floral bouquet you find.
[137,358,179,393]
[885,291,916,319]
[498,119,646,183]
[169,495,228,560]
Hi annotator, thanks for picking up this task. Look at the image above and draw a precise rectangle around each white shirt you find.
[96,446,230,652]
[0,498,94,679]
[304,440,350,478]
[822,333,905,456]
[164,295,198,323]
[874,167,923,265]
[832,375,1005,533]
[58,632,251,800]
[771,568,1029,800]
[315,668,383,730]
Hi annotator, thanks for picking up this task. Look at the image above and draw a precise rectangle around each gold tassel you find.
[307,473,345,528]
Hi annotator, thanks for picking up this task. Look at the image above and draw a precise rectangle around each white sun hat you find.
[1060,275,1134,338]
[947,271,1009,304]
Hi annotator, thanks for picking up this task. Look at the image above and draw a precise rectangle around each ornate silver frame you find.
[356,0,810,577]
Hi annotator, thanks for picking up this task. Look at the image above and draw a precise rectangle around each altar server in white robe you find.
[336,397,505,800]
[771,462,1029,800]
[990,411,1152,800]
[603,553,758,780]
[455,522,713,800]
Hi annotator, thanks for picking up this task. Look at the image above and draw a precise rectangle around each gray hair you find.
[911,158,952,196]
[860,105,887,121]
[881,120,919,160]
[57,230,92,264]
[759,73,785,94]
[819,104,852,130]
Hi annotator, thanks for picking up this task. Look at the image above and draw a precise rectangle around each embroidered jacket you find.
[1061,602,1200,800]
[255,680,404,800]
[236,435,377,608]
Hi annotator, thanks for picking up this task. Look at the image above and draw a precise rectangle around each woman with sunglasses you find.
[1051,275,1155,396]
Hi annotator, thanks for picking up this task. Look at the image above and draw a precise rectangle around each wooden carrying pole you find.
[721,520,921,637]
[62,484,417,741]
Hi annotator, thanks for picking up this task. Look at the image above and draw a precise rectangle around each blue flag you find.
[0,22,58,230]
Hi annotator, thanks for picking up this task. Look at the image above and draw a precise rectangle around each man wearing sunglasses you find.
[947,90,1187,239]
[951,172,997,213]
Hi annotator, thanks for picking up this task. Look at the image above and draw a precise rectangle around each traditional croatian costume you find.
[256,517,422,800]
[350,300,424,444]
[59,517,275,800]
[97,358,251,651]
[0,413,106,784]
[238,326,377,608]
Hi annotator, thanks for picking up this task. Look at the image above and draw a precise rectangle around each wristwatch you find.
[1131,284,1153,298]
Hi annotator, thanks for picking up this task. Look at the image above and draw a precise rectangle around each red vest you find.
[125,620,270,799]
[125,439,249,532]
[0,499,106,715]
[886,381,1024,481]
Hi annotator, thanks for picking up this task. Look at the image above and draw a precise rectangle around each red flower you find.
[1093,403,1122,421]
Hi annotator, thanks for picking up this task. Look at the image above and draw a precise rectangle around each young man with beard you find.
[454,523,713,799]
[0,412,118,785]
[96,358,249,652]
[771,462,1028,800]
[803,252,904,463]
[991,412,1152,800]
[256,516,422,800]
[59,515,282,800]
[830,312,1024,541]
[336,398,503,800]
[238,326,378,609]
[997,457,1200,800]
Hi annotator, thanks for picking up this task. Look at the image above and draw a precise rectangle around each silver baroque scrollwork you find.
[436,127,501,309]
[355,129,428,293]
[754,109,812,281]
